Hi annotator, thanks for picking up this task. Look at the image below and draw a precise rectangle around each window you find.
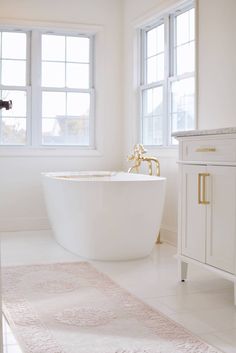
[0,29,94,147]
[140,3,195,146]
[0,31,28,145]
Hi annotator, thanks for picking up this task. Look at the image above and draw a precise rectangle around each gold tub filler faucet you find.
[127,144,162,244]
[127,144,160,176]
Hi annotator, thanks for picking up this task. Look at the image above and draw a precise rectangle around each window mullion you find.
[0,32,2,85]
[31,30,42,147]
[163,14,170,147]
[41,87,91,93]
[142,30,147,86]
[168,13,175,146]
[89,88,95,149]
[169,72,194,82]
[169,13,176,78]
[89,35,95,147]
[141,81,164,91]
[25,31,31,146]
[138,87,143,143]
[0,32,2,142]
[89,35,95,89]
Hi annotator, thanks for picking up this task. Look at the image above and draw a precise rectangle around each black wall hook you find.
[0,100,12,110]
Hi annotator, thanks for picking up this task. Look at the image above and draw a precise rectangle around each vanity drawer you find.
[183,138,236,161]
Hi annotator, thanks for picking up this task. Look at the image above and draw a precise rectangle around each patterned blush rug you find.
[2,262,221,353]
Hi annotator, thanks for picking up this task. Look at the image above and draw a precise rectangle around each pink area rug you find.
[2,262,221,353]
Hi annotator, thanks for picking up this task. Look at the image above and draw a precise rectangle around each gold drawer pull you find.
[196,147,216,153]
[198,173,210,205]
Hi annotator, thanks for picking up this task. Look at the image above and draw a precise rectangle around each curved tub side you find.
[42,175,166,260]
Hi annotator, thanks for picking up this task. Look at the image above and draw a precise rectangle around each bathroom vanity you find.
[173,127,236,305]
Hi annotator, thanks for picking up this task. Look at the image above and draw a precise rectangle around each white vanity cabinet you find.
[174,129,236,305]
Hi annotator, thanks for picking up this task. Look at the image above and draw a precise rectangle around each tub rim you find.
[41,171,166,182]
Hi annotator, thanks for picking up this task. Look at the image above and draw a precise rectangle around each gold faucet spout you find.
[142,156,160,176]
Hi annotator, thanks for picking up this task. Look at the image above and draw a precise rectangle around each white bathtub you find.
[42,171,166,261]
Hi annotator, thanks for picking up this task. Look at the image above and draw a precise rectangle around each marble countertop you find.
[172,127,236,138]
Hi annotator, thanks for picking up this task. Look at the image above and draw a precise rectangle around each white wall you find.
[0,0,124,231]
[198,0,236,129]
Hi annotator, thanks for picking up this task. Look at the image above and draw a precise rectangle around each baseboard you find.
[0,217,50,232]
[160,225,177,246]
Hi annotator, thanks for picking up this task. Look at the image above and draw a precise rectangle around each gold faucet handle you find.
[134,144,147,158]
[127,154,135,161]
[134,144,147,155]
[128,144,148,163]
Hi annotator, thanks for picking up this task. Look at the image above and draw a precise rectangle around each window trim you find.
[139,1,196,148]
[37,30,95,148]
[0,29,31,146]
[0,23,99,155]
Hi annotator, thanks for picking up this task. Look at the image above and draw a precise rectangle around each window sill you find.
[143,145,178,158]
[0,146,103,158]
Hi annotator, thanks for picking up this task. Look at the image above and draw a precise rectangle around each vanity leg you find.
[178,260,188,282]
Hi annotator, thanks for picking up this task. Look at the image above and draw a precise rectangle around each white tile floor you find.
[1,230,236,353]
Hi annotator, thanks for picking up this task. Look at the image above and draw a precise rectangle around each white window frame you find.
[0,29,31,146]
[139,1,196,148]
[0,25,97,155]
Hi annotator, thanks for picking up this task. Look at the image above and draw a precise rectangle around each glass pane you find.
[143,117,153,145]
[142,87,163,146]
[66,36,90,63]
[152,87,163,114]
[143,87,163,117]
[143,89,153,115]
[156,53,164,81]
[42,117,89,145]
[171,113,179,145]
[153,116,163,145]
[67,92,90,117]
[2,32,26,59]
[42,35,65,61]
[171,77,195,134]
[176,10,190,45]
[1,60,26,86]
[147,56,157,84]
[42,62,65,87]
[66,63,89,89]
[147,28,157,57]
[1,90,26,117]
[157,24,164,53]
[189,8,195,41]
[147,24,164,58]
[147,54,164,84]
[42,92,66,118]
[176,42,194,75]
[1,118,26,145]
[143,116,163,146]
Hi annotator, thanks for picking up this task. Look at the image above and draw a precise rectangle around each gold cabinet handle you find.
[198,173,210,205]
[202,173,210,204]
[198,173,202,204]
[196,147,216,152]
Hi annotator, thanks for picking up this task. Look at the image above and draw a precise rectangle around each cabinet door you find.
[206,166,236,274]
[181,165,207,262]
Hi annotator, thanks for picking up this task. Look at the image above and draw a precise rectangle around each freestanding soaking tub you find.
[42,171,166,260]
